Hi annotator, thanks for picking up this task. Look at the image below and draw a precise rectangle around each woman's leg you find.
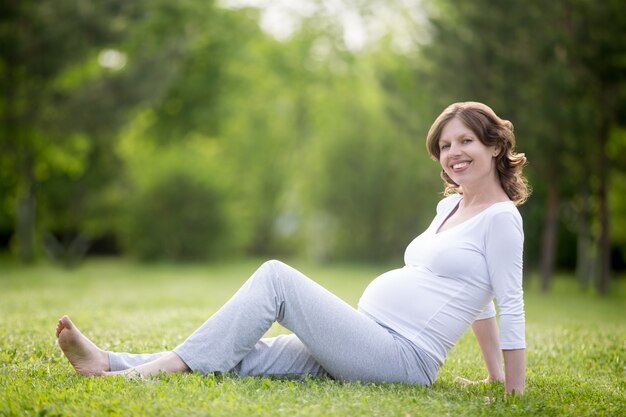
[170,260,431,383]
[232,334,329,378]
[108,351,169,371]
[56,315,181,375]
[108,335,328,377]
[59,260,435,383]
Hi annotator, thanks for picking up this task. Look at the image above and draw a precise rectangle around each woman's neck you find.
[459,184,509,209]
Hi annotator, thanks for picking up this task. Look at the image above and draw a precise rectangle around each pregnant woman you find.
[56,101,529,394]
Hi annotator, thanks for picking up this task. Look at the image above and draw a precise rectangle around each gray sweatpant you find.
[108,260,439,384]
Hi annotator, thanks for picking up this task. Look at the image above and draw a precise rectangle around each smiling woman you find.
[437,117,501,195]
[55,102,531,395]
[426,102,529,206]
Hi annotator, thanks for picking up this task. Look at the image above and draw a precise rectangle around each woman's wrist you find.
[503,348,526,395]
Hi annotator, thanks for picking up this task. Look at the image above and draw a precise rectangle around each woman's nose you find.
[449,142,461,155]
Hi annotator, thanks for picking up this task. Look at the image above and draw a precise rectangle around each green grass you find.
[1,258,624,416]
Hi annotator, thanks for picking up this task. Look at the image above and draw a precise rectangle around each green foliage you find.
[302,82,438,261]
[0,0,182,261]
[2,0,626,276]
[122,170,226,261]
[0,259,624,416]
[118,141,228,261]
[208,23,305,256]
[418,0,626,281]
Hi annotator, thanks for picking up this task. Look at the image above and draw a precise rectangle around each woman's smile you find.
[451,161,472,172]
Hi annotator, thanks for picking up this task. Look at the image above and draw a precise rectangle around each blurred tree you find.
[195,3,443,261]
[417,0,626,292]
[299,53,438,262]
[0,0,225,262]
[609,128,626,270]
[4,0,621,271]
[0,0,145,261]
[564,0,626,294]
[188,9,296,256]
[119,6,297,257]
[118,140,228,261]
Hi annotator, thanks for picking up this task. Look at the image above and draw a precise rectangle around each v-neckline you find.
[435,198,462,234]
[435,196,510,235]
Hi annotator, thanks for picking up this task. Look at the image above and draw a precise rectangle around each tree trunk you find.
[540,184,559,292]
[576,185,593,289]
[15,155,36,263]
[597,121,611,295]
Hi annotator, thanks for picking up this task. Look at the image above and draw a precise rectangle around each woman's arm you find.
[484,212,526,394]
[471,317,504,382]
[503,349,525,395]
[469,318,525,394]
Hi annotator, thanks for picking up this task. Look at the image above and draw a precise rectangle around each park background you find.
[1,1,625,416]
[2,0,626,294]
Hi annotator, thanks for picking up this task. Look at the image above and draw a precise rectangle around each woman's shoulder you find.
[488,200,522,220]
[483,201,523,234]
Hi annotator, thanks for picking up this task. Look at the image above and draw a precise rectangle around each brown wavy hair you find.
[426,102,530,205]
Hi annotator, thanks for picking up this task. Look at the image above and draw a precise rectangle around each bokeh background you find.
[1,0,625,294]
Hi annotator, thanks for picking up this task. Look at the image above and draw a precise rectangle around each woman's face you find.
[437,117,498,190]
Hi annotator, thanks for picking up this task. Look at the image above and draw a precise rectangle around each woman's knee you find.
[251,259,285,284]
[260,259,286,271]
[254,259,300,287]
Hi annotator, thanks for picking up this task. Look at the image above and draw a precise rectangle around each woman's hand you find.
[454,376,505,404]
[454,375,503,387]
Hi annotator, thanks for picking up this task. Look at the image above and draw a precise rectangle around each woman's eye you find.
[463,138,472,144]
[440,144,450,150]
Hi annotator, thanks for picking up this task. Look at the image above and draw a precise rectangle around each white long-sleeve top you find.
[358,194,525,366]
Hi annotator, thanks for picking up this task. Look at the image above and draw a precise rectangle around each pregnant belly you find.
[358,267,466,331]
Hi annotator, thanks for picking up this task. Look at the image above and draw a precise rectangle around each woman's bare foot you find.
[56,315,110,376]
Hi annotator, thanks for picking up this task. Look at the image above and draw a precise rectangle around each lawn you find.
[1,258,624,416]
